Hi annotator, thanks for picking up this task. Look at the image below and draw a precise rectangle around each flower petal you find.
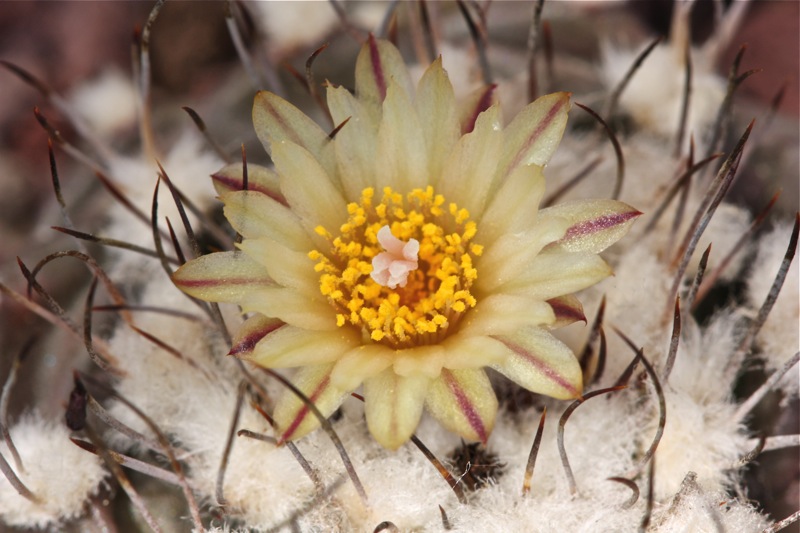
[440,333,512,369]
[457,294,555,337]
[437,105,503,219]
[239,326,358,368]
[375,81,429,192]
[228,314,284,357]
[504,252,613,300]
[478,162,546,244]
[546,295,587,329]
[425,368,497,444]
[252,91,336,179]
[221,191,313,250]
[459,84,497,134]
[492,327,583,399]
[475,215,569,293]
[238,287,338,331]
[271,141,347,237]
[496,92,570,181]
[416,57,460,181]
[355,35,413,121]
[273,363,349,443]
[364,369,429,450]
[172,251,272,303]
[539,199,642,253]
[330,344,393,391]
[211,163,286,204]
[393,344,446,378]
[237,238,318,296]
[327,85,378,200]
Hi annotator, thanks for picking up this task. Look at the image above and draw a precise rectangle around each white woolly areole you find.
[251,2,338,57]
[104,263,322,526]
[651,476,770,532]
[104,129,222,250]
[746,221,800,395]
[687,201,752,281]
[649,390,748,499]
[68,68,138,136]
[0,413,106,528]
[671,310,748,405]
[600,43,725,152]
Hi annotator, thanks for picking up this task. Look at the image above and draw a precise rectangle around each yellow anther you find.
[308,186,480,348]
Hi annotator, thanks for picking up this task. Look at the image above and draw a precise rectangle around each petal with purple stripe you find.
[252,91,335,178]
[171,251,273,303]
[365,369,429,450]
[497,92,570,181]
[211,162,285,204]
[425,368,497,444]
[228,314,284,357]
[355,34,413,120]
[492,327,583,400]
[221,191,312,250]
[540,199,642,253]
[242,326,358,369]
[237,238,319,296]
[459,84,497,134]
[546,295,587,329]
[273,363,349,443]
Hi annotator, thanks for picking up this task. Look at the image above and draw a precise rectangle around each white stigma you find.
[370,225,419,289]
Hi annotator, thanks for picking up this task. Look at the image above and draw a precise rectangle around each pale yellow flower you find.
[173,38,640,450]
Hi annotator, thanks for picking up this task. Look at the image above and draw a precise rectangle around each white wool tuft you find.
[649,391,747,499]
[103,129,222,250]
[745,221,800,395]
[68,68,138,136]
[251,2,339,57]
[671,310,747,405]
[688,201,752,280]
[651,474,770,532]
[103,264,328,527]
[600,43,725,152]
[0,412,107,528]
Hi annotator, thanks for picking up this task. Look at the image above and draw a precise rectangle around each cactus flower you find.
[173,37,640,450]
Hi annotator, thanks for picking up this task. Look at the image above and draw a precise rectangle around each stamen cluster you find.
[309,186,482,348]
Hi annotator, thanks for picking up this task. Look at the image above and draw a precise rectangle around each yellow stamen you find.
[310,187,480,349]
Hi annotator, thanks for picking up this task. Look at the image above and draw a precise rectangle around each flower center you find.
[309,186,482,349]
